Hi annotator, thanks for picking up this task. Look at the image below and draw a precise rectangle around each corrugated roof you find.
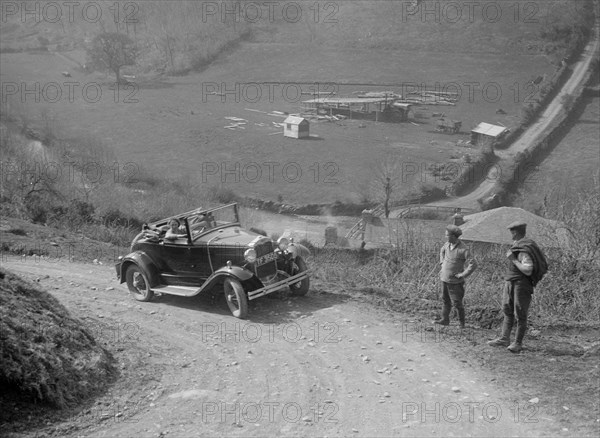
[459,207,570,248]
[471,122,507,137]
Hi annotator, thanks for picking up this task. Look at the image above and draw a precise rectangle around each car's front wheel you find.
[224,278,248,319]
[289,256,310,296]
[125,265,154,302]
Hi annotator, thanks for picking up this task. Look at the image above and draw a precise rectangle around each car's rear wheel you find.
[126,265,154,302]
[289,256,310,296]
[224,278,248,319]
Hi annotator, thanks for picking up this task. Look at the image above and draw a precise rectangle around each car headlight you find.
[277,237,289,251]
[288,244,299,258]
[244,248,257,263]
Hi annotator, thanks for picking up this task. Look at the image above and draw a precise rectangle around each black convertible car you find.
[115,203,310,318]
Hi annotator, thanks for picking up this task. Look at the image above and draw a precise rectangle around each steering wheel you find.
[191,223,207,235]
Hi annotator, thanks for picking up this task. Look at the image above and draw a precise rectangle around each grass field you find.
[0,47,552,204]
[0,0,583,207]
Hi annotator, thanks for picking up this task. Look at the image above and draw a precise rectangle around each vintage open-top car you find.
[115,203,310,319]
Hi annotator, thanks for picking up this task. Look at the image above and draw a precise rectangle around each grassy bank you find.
[0,268,116,412]
[309,179,600,326]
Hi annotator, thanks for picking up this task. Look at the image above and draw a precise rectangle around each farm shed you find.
[470,122,508,145]
[284,116,309,139]
[458,207,570,249]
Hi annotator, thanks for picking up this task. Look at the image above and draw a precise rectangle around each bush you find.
[7,228,27,236]
[402,209,448,220]
[298,239,316,253]
[416,183,445,200]
[24,196,51,224]
[67,200,95,224]
[561,94,575,112]
[102,208,144,229]
[521,103,537,126]
[208,186,238,204]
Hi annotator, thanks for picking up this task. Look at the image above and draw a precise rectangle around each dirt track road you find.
[3,258,560,437]
[425,25,600,211]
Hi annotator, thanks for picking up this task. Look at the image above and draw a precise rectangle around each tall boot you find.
[515,319,527,344]
[434,304,450,325]
[501,314,514,341]
[457,307,466,328]
[488,315,513,347]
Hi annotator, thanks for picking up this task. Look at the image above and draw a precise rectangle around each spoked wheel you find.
[125,265,154,302]
[224,278,248,319]
[289,256,310,296]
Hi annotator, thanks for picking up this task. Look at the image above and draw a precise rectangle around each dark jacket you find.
[511,237,548,287]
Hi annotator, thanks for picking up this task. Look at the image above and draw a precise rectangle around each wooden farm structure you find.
[470,122,509,146]
[302,97,412,122]
[283,116,309,139]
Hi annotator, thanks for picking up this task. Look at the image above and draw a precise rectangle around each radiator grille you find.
[253,239,276,279]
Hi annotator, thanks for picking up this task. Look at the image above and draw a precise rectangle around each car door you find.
[160,220,206,287]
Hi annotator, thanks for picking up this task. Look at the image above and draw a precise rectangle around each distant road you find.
[402,23,600,213]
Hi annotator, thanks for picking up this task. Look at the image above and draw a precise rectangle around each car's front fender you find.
[191,265,256,295]
[117,251,161,287]
[214,265,254,281]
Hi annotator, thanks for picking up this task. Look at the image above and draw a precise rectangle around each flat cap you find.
[446,224,463,236]
[507,221,527,230]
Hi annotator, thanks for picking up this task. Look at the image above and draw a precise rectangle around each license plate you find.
[256,252,277,266]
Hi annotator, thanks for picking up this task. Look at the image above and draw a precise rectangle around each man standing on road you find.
[488,221,547,353]
[434,225,477,328]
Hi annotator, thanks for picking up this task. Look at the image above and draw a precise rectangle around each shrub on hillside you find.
[66,200,96,224]
[102,208,144,230]
[24,195,53,224]
[402,209,448,221]
[208,186,238,204]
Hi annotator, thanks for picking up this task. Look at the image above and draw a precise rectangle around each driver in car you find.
[193,213,214,231]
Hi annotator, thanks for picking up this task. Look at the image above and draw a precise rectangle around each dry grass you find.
[0,268,116,409]
[310,183,600,325]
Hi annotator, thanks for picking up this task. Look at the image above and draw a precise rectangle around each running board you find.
[151,270,310,299]
[152,284,199,296]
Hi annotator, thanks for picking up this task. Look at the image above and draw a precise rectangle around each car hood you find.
[197,225,267,247]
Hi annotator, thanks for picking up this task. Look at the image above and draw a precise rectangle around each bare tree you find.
[370,156,402,218]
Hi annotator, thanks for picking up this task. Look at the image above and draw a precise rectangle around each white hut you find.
[470,122,508,145]
[283,116,309,139]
